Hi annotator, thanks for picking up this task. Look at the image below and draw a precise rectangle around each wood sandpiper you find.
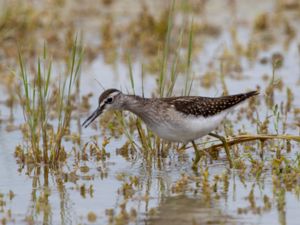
[82,89,259,169]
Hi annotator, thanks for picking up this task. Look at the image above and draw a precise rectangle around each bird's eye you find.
[106,97,113,104]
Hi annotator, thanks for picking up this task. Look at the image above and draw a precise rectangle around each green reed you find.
[17,38,83,164]
[158,0,174,97]
[183,20,194,96]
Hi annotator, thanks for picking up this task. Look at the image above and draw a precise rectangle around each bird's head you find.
[82,88,124,128]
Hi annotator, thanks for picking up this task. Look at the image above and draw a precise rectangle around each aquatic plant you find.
[15,38,83,165]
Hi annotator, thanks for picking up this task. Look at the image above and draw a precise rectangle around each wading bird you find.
[83,89,258,169]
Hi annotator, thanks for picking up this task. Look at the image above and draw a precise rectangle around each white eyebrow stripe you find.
[109,92,120,98]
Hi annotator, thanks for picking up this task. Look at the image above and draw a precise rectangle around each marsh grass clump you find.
[0,1,40,43]
[124,6,169,57]
[80,137,111,162]
[100,15,117,64]
[15,39,83,165]
[0,1,64,60]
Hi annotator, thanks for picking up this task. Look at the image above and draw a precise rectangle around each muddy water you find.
[1,0,300,224]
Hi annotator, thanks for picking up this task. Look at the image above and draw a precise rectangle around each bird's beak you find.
[82,107,103,128]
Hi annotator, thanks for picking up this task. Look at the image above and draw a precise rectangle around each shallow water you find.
[1,0,300,224]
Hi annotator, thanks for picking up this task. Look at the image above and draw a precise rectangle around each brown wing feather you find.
[161,91,258,117]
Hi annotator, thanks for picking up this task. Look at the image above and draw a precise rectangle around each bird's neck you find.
[123,95,149,117]
[121,95,161,127]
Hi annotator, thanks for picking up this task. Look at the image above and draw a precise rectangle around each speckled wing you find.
[161,91,258,118]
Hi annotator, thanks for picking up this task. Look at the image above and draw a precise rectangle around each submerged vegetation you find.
[0,0,300,224]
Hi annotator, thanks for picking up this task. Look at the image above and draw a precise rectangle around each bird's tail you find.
[221,90,259,108]
[243,90,259,98]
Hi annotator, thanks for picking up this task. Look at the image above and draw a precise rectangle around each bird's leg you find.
[208,132,232,168]
[191,141,202,170]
